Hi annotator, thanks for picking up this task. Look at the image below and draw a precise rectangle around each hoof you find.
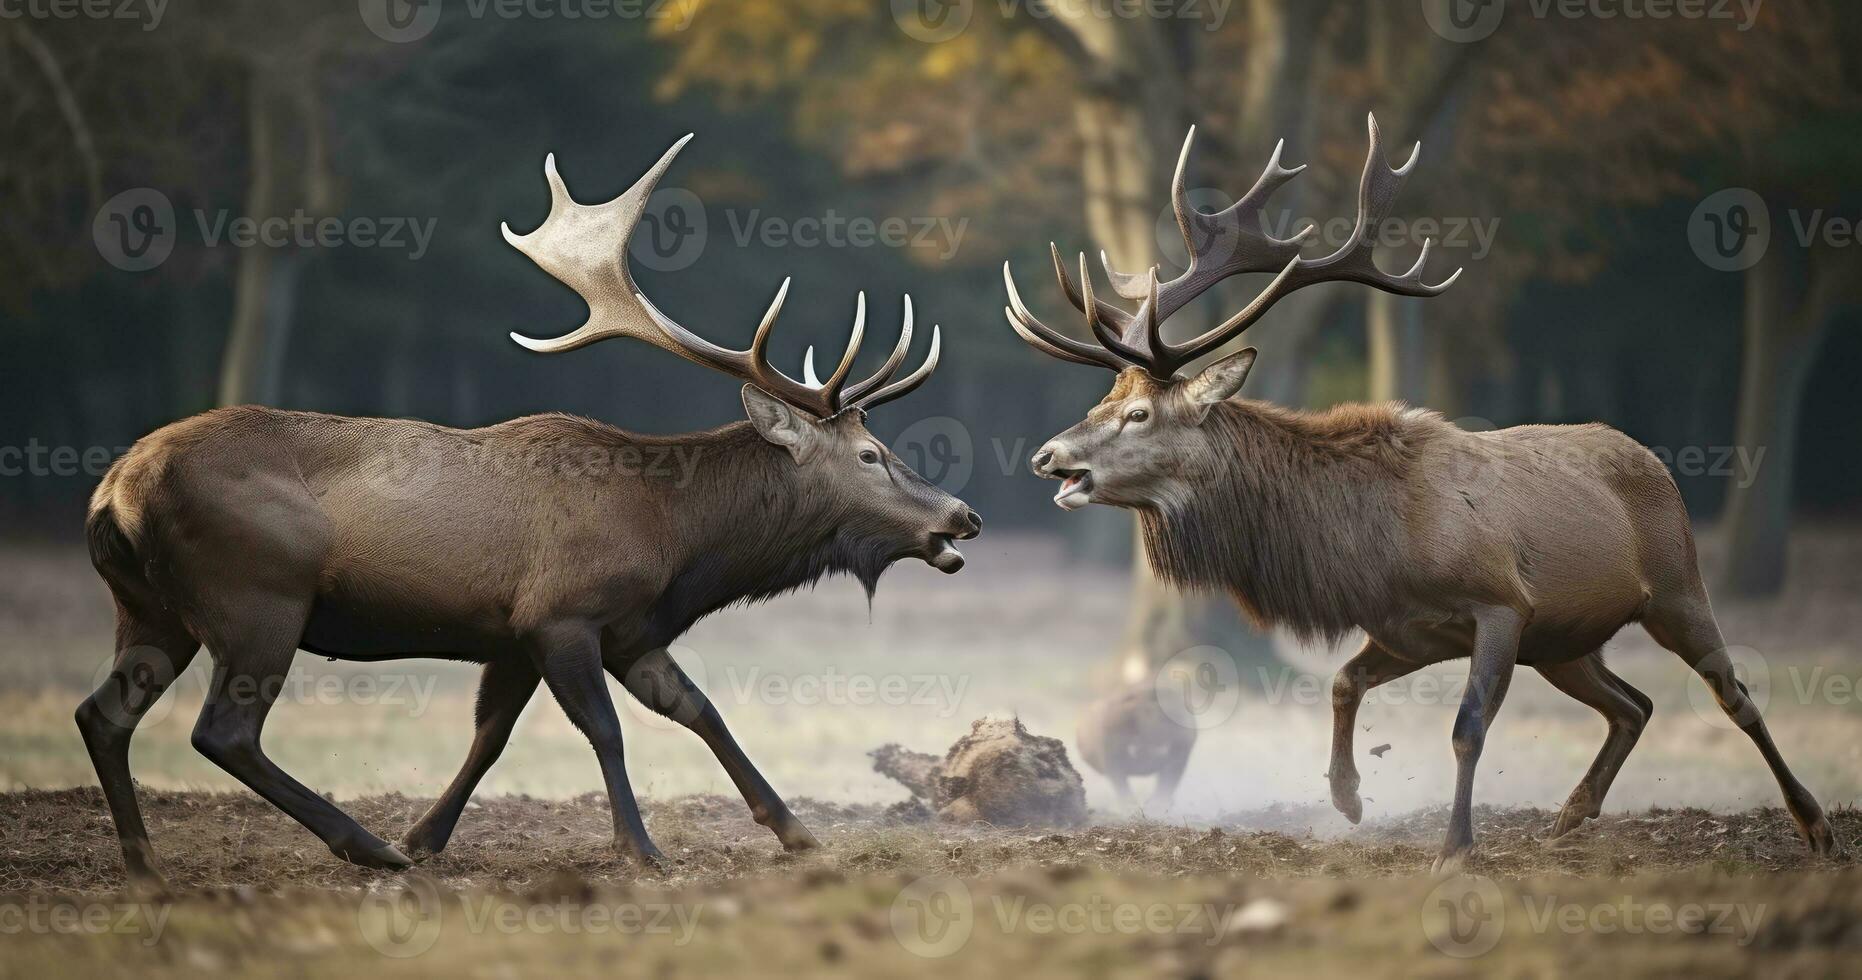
[1430,850,1470,878]
[124,867,172,901]
[617,842,670,871]
[339,839,416,870]
[1329,775,1363,825]
[400,826,447,860]
[1803,815,1840,857]
[780,826,823,853]
[1547,806,1595,840]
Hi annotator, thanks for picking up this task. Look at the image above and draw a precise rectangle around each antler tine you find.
[813,291,866,403]
[843,296,915,403]
[504,136,910,418]
[1137,114,1457,375]
[1052,243,1133,327]
[1282,113,1462,296]
[1099,250,1151,300]
[1081,253,1150,364]
[852,325,942,411]
[1001,117,1457,380]
[1111,126,1314,361]
[505,135,694,356]
[1003,260,1127,370]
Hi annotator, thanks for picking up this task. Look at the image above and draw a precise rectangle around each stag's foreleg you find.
[613,647,820,852]
[1534,652,1650,839]
[1436,607,1524,874]
[190,602,412,870]
[536,630,664,867]
[403,657,541,857]
[1328,638,1427,824]
[1643,593,1836,855]
[75,607,200,887]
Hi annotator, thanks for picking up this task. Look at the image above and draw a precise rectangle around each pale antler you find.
[504,135,937,416]
[1004,114,1461,380]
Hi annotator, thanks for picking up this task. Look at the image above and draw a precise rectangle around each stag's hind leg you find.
[75,606,199,885]
[1642,591,1835,854]
[1328,638,1428,824]
[615,647,819,852]
[1535,652,1650,839]
[190,598,412,870]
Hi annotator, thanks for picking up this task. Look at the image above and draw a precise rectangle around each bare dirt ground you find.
[2,526,1860,975]
[2,789,1859,977]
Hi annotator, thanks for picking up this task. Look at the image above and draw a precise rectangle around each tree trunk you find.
[1042,5,1337,695]
[1366,293,1428,403]
[216,64,322,407]
[1719,247,1843,597]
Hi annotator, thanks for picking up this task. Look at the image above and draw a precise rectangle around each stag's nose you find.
[957,508,983,540]
[1031,447,1055,474]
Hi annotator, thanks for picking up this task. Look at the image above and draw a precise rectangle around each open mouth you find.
[1052,469,1094,511]
[926,534,965,574]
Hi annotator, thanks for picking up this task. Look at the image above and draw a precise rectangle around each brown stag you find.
[77,135,979,887]
[1006,115,1833,870]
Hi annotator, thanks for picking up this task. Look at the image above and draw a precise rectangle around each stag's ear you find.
[1181,348,1257,423]
[742,384,823,462]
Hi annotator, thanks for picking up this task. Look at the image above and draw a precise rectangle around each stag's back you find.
[1407,418,1692,632]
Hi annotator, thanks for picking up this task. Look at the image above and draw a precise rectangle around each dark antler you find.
[1004,114,1462,380]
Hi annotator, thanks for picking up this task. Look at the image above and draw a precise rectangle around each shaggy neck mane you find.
[1138,400,1427,643]
[647,422,894,631]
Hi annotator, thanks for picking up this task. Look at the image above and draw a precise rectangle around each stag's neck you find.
[646,423,886,633]
[1138,400,1430,643]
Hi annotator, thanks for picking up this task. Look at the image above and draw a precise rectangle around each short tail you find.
[85,501,137,574]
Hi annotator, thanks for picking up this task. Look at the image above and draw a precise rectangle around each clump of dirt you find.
[875,717,1088,827]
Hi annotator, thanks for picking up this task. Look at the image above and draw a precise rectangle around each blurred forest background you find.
[3,0,1861,695]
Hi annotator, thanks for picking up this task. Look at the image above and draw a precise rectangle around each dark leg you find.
[1146,743,1189,809]
[1438,607,1524,873]
[1535,652,1650,838]
[538,630,661,866]
[615,647,818,851]
[1644,592,1835,854]
[1328,638,1427,824]
[403,657,540,856]
[190,602,411,870]
[74,607,200,886]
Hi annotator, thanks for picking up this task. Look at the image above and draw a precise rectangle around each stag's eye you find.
[1126,408,1150,424]
[858,449,881,465]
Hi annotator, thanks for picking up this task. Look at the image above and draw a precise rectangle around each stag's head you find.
[504,136,980,572]
[1009,115,1461,512]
